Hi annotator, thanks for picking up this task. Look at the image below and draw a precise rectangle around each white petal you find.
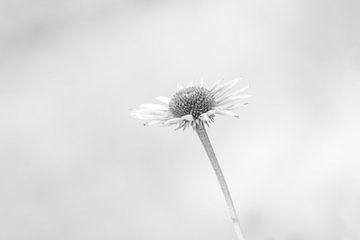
[205,109,217,116]
[216,94,252,107]
[131,108,171,118]
[183,122,190,131]
[134,109,169,115]
[231,85,249,95]
[210,79,222,91]
[214,81,244,100]
[199,113,211,124]
[156,96,170,105]
[215,85,250,103]
[216,100,238,108]
[131,114,165,121]
[175,121,187,130]
[164,118,183,125]
[233,94,252,99]
[216,94,245,105]
[139,104,168,110]
[177,84,183,91]
[215,95,229,104]
[145,120,165,126]
[199,113,208,120]
[215,109,239,118]
[212,78,240,98]
[221,104,241,110]
[135,107,168,112]
[199,115,210,127]
[221,78,240,90]
[133,111,169,118]
[199,77,204,87]
[133,114,169,120]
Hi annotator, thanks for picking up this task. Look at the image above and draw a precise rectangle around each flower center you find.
[169,86,215,119]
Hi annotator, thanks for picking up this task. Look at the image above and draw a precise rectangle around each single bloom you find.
[130,78,251,130]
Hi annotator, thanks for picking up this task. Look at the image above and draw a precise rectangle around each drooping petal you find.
[183,121,190,131]
[164,118,183,125]
[131,111,170,120]
[139,104,169,111]
[133,109,169,116]
[215,109,239,118]
[181,114,194,122]
[199,113,211,126]
[175,121,187,130]
[145,120,165,126]
[199,113,209,121]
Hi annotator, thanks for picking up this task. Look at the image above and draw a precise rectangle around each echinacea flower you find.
[130,78,250,240]
[130,78,250,130]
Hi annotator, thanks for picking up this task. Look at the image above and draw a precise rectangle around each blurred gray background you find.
[1,0,360,239]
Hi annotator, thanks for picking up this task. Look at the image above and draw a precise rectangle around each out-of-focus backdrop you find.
[1,0,360,239]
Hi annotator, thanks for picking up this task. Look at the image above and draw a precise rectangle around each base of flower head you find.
[175,114,215,131]
[161,108,217,131]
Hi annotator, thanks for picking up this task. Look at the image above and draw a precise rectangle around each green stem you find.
[195,124,246,240]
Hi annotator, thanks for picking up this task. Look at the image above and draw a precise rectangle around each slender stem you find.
[195,124,246,240]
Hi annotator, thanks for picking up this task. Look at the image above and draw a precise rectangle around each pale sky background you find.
[0,0,360,240]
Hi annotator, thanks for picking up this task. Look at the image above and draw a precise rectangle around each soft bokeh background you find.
[1,0,360,239]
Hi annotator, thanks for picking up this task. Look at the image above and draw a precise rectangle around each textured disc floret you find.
[169,86,215,119]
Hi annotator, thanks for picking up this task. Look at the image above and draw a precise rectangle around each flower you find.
[130,78,250,239]
[130,78,251,130]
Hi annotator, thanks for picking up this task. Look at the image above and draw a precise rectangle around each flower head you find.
[130,78,251,130]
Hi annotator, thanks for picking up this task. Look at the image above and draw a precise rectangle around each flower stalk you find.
[195,123,246,240]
